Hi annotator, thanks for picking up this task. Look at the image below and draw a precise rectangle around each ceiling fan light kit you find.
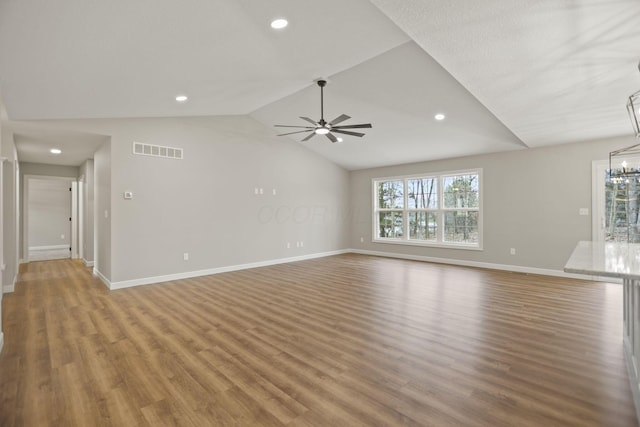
[275,79,372,143]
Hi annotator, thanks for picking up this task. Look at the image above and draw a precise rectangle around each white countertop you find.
[564,240,640,280]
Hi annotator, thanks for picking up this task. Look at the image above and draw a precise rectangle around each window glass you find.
[378,181,404,209]
[407,178,437,209]
[373,170,481,249]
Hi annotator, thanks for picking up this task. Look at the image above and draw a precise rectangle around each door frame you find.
[592,157,640,242]
[23,175,79,262]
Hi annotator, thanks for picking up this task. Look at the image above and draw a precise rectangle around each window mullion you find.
[403,178,408,240]
[438,176,443,243]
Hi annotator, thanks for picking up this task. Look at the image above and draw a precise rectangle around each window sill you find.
[372,238,483,251]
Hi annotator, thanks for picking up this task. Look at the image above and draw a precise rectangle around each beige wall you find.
[79,159,95,264]
[349,135,638,272]
[42,116,350,285]
[94,141,111,280]
[1,127,18,293]
[11,115,635,282]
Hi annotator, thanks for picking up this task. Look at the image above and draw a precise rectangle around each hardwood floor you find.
[0,255,636,426]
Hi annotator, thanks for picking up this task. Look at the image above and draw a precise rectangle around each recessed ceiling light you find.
[434,113,446,121]
[50,148,62,154]
[175,95,188,103]
[270,18,288,29]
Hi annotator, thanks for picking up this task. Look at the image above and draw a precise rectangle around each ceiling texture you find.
[1,0,639,169]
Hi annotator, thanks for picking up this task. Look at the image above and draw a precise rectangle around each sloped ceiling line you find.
[1,0,639,169]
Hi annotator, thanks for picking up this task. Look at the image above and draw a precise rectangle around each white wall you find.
[350,135,637,272]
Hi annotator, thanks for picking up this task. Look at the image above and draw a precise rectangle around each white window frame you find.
[372,169,483,250]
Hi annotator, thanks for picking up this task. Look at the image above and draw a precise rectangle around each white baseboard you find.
[108,249,350,290]
[29,244,69,251]
[93,268,111,289]
[0,332,4,354]
[98,247,616,292]
[348,249,620,283]
[3,273,17,293]
[83,259,94,267]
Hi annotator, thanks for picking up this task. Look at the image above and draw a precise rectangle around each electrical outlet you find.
[300,241,304,247]
[579,208,589,216]
[287,242,290,248]
[61,234,65,239]
[510,248,516,255]
[183,252,189,261]
[360,237,364,243]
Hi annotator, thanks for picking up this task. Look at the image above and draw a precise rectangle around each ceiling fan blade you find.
[301,132,316,142]
[277,130,315,136]
[329,114,351,126]
[275,124,315,129]
[326,132,338,143]
[331,123,372,129]
[300,116,318,125]
[331,129,365,137]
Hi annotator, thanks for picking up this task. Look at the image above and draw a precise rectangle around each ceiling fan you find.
[275,79,372,143]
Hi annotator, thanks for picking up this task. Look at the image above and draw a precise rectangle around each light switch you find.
[579,208,589,216]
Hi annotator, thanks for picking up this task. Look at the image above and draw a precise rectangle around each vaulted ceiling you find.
[1,0,639,169]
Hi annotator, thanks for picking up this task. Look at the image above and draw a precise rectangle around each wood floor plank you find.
[0,256,637,426]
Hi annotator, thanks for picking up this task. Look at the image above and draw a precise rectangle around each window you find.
[373,170,481,249]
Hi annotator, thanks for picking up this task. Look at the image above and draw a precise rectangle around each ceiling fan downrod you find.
[318,79,327,126]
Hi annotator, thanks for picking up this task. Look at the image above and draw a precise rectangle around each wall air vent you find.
[132,142,183,160]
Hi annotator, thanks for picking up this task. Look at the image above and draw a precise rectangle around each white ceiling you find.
[7,123,108,167]
[1,0,639,169]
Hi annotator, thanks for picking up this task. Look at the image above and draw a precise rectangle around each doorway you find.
[23,176,78,262]
[593,158,640,242]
